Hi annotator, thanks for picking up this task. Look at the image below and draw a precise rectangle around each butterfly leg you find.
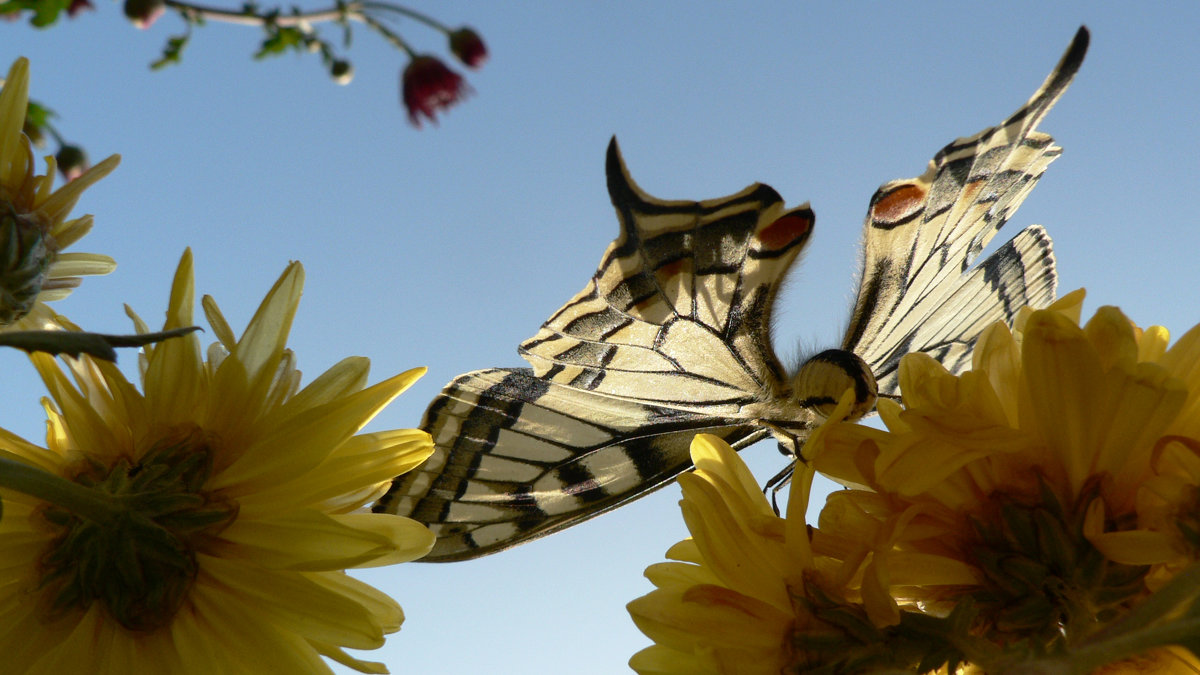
[750,418,807,515]
[763,462,796,515]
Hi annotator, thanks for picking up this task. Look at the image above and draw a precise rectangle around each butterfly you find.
[375,27,1089,562]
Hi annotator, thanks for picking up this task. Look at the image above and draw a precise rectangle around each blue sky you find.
[6,2,1200,673]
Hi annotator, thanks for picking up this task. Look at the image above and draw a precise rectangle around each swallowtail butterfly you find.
[377,28,1088,561]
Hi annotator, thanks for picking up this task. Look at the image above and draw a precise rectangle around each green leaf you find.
[29,0,70,27]
[255,25,307,59]
[24,100,56,128]
[151,33,191,70]
[0,327,201,361]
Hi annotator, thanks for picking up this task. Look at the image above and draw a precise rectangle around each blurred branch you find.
[4,0,487,126]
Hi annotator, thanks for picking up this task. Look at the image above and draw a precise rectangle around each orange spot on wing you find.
[960,179,983,203]
[759,212,812,250]
[657,258,690,280]
[871,184,926,224]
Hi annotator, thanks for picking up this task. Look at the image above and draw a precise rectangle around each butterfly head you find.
[790,349,878,422]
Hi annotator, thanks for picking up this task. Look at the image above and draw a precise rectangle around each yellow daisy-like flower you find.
[806,288,1200,670]
[0,249,435,673]
[626,433,940,674]
[0,57,118,328]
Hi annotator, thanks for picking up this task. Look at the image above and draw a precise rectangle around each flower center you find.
[36,428,237,631]
[0,204,53,325]
[966,477,1148,646]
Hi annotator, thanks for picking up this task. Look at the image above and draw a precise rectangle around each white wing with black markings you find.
[376,27,1089,562]
[401,368,770,560]
[379,149,818,561]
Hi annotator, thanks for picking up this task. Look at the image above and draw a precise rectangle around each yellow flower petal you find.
[644,561,722,589]
[217,509,417,570]
[234,260,303,383]
[200,555,393,651]
[630,644,721,675]
[331,513,436,566]
[628,585,791,652]
[0,58,30,188]
[47,253,117,278]
[217,370,421,495]
[1022,309,1107,492]
[1089,529,1179,566]
[678,474,789,612]
[36,154,119,226]
[1084,306,1140,371]
[690,434,769,516]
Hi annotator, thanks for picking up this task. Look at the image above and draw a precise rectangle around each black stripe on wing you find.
[868,225,1056,393]
[374,368,767,561]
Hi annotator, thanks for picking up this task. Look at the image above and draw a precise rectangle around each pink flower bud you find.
[448,27,487,69]
[401,56,470,128]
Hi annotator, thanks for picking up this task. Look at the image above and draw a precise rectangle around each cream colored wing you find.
[520,139,814,412]
[379,368,768,561]
[375,143,815,560]
[842,27,1087,395]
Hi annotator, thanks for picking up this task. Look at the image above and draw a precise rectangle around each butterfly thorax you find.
[739,348,877,456]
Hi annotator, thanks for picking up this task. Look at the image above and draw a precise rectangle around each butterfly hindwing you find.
[843,27,1086,394]
[384,367,767,561]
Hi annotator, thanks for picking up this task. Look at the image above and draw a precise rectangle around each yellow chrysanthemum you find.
[0,57,118,329]
[627,433,933,674]
[806,288,1200,670]
[0,249,435,673]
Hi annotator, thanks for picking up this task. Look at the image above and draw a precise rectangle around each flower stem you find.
[161,0,364,27]
[359,1,449,33]
[157,0,421,57]
[357,13,417,57]
[0,456,122,523]
[39,120,66,146]
[157,0,440,34]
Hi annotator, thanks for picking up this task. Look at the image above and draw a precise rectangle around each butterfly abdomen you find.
[789,349,878,421]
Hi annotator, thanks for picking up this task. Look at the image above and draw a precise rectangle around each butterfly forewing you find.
[376,28,1089,562]
[520,141,814,410]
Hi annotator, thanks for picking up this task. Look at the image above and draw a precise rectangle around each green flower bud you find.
[330,59,354,86]
[55,144,88,181]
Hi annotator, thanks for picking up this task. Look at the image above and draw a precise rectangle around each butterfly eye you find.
[791,349,878,421]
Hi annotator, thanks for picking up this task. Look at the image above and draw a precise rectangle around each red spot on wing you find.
[758,211,812,251]
[870,183,926,225]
